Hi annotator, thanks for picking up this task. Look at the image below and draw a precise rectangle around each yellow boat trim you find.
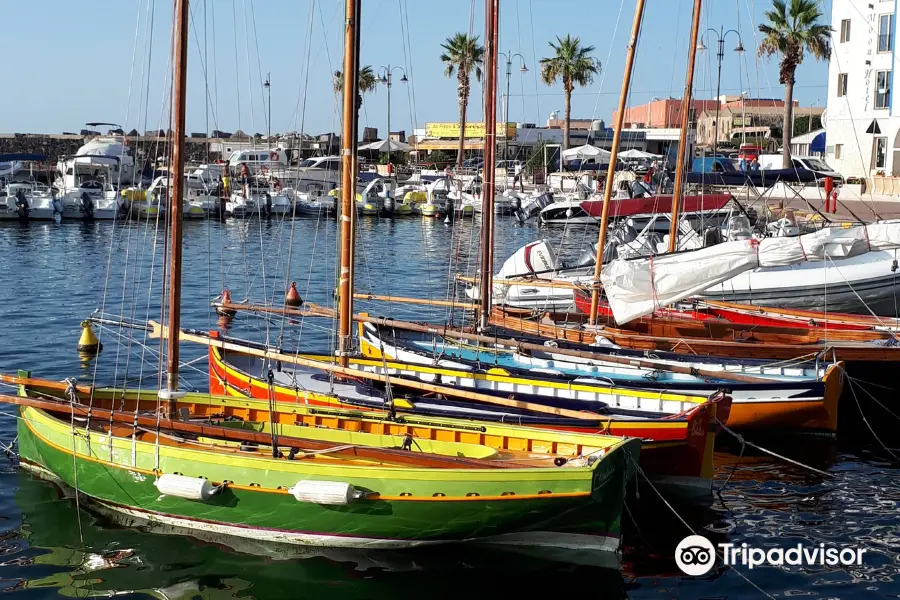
[211,349,688,431]
[346,346,706,404]
[20,407,592,502]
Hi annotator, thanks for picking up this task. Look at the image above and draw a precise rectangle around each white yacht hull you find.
[701,249,900,315]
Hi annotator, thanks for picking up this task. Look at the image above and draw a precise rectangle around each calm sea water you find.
[0,216,898,599]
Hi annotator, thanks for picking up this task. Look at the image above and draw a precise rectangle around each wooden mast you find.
[587,0,647,326]
[478,0,499,330]
[347,0,362,325]
[337,0,360,367]
[164,0,189,404]
[668,0,703,252]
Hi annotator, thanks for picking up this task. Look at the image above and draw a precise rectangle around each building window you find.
[878,14,893,53]
[837,73,848,97]
[835,144,843,159]
[840,19,851,43]
[874,136,888,169]
[838,73,847,98]
[876,70,891,109]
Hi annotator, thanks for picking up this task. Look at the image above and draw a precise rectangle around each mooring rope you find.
[65,379,85,544]
[844,375,900,463]
[627,453,777,600]
[715,418,834,479]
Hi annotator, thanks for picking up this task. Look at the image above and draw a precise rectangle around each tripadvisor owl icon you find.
[675,535,716,576]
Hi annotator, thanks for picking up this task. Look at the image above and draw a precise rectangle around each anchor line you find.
[627,453,777,600]
[714,418,834,478]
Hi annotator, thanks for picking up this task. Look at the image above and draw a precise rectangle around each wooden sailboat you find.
[352,321,843,433]
[6,0,641,551]
[572,291,896,332]
[10,371,638,550]
[489,307,900,362]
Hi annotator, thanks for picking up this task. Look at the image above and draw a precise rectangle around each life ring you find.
[269,151,279,162]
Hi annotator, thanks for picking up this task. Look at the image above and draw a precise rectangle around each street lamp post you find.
[264,73,271,150]
[741,90,748,145]
[498,51,527,168]
[378,65,408,172]
[697,27,744,153]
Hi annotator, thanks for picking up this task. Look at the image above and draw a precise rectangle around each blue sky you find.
[0,0,831,136]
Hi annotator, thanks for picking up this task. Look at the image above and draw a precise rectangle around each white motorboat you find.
[699,248,900,315]
[0,182,61,221]
[267,192,295,217]
[602,221,900,323]
[226,191,259,218]
[56,135,139,189]
[0,160,22,180]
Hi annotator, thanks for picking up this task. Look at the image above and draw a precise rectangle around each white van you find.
[227,148,288,169]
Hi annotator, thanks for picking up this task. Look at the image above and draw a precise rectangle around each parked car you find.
[758,155,844,185]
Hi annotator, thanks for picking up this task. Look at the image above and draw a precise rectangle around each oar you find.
[1,392,509,470]
[146,321,604,421]
[213,301,773,385]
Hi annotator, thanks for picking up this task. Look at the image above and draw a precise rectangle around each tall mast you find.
[478,0,499,330]
[337,0,360,367]
[346,0,361,333]
[587,0,646,326]
[164,0,189,403]
[668,0,703,252]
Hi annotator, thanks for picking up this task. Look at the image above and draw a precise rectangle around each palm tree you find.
[540,35,599,150]
[333,65,378,117]
[440,33,484,172]
[758,0,831,168]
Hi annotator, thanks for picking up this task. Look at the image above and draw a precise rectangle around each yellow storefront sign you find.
[425,122,516,139]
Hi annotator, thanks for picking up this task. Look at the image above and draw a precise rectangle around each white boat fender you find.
[154,474,224,501]
[289,480,361,505]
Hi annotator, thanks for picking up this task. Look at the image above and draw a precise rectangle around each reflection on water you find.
[4,473,626,600]
[0,218,898,598]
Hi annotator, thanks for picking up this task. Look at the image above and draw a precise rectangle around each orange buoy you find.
[216,289,237,318]
[285,282,303,307]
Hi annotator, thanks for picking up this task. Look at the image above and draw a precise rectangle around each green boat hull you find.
[17,405,636,550]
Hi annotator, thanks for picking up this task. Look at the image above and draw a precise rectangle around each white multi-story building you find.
[826,0,897,177]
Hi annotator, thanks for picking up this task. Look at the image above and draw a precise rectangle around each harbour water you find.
[0,217,898,599]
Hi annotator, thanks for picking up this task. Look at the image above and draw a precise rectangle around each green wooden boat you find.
[11,376,639,552]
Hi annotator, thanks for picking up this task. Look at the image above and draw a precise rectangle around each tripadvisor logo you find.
[675,535,716,576]
[675,535,868,576]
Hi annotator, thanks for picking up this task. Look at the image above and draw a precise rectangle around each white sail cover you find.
[601,223,900,324]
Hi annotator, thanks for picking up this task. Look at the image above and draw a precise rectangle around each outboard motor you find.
[600,219,640,262]
[515,191,554,223]
[264,192,272,217]
[14,190,29,221]
[80,192,95,220]
[572,244,597,268]
[52,194,64,217]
